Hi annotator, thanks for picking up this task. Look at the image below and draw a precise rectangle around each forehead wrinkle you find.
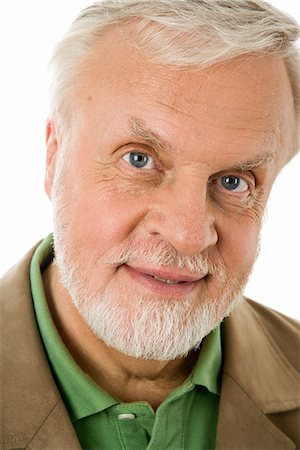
[194,99,281,134]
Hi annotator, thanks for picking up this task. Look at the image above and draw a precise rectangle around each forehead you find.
[74,29,295,166]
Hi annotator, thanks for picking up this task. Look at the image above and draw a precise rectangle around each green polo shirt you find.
[30,235,222,450]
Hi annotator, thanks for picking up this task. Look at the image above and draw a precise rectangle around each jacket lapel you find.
[216,373,296,449]
[216,300,300,449]
[0,246,81,450]
[28,400,81,450]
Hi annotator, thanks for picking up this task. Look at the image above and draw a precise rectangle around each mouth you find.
[147,275,183,285]
[121,263,207,296]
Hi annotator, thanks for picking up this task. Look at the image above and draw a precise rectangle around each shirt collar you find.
[191,325,222,395]
[30,234,117,421]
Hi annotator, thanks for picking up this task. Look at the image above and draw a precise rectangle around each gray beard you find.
[69,283,244,360]
[53,240,245,360]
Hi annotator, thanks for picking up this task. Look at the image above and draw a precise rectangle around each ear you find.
[45,119,59,199]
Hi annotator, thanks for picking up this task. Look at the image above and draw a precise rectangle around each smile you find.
[120,263,207,298]
[149,275,182,285]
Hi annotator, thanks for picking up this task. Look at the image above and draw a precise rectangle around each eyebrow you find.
[229,152,276,172]
[128,115,276,171]
[129,116,171,152]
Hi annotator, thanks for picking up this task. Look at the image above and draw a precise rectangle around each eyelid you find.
[122,151,156,170]
[211,170,255,186]
[209,171,256,200]
[120,144,163,170]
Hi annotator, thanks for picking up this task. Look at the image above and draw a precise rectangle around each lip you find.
[121,263,207,297]
[127,262,205,283]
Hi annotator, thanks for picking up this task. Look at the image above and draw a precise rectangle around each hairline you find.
[48,1,300,163]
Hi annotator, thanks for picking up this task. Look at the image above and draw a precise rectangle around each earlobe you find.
[45,119,59,199]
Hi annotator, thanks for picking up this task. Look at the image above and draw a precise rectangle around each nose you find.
[143,178,218,256]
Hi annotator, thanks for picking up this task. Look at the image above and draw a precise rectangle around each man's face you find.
[46,31,295,360]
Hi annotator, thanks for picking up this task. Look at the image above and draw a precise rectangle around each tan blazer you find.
[1,246,300,450]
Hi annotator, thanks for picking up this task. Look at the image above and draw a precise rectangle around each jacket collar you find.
[216,299,300,449]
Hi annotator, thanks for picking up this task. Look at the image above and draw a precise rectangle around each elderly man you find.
[1,1,300,449]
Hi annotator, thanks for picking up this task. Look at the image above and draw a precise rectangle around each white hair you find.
[48,0,300,160]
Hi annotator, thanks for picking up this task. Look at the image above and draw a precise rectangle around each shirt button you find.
[118,413,136,420]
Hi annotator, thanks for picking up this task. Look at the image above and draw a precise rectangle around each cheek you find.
[217,215,261,275]
[64,187,146,256]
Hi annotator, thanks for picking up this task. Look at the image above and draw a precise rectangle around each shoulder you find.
[0,242,40,302]
[218,299,300,448]
[245,297,299,329]
[222,298,300,412]
[234,299,299,371]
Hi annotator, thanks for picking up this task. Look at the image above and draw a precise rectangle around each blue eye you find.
[219,176,249,193]
[122,152,155,169]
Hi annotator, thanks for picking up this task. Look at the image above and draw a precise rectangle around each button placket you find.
[114,404,155,449]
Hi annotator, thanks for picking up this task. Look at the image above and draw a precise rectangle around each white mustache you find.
[104,240,228,282]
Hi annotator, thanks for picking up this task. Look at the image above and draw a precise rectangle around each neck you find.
[42,262,199,409]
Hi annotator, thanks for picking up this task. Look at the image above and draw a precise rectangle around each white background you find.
[0,1,299,319]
